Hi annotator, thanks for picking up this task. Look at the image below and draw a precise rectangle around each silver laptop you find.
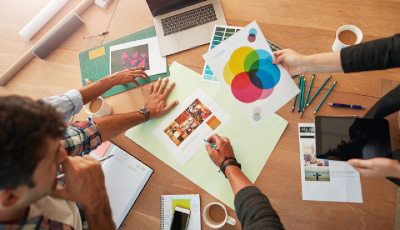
[146,0,227,56]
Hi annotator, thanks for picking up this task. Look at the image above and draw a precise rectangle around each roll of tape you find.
[32,13,83,59]
[19,0,70,41]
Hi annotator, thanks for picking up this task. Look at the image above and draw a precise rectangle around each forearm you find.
[84,196,115,230]
[95,111,145,141]
[302,51,343,74]
[225,165,253,196]
[79,76,114,105]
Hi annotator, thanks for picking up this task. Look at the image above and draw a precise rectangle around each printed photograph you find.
[304,154,329,167]
[110,44,150,74]
[302,141,315,155]
[164,112,200,146]
[185,99,212,124]
[304,166,330,182]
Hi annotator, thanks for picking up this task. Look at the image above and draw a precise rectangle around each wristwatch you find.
[139,107,150,122]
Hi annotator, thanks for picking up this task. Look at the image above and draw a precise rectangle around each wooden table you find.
[1,0,400,229]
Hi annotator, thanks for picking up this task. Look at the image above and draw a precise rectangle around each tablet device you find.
[315,116,392,161]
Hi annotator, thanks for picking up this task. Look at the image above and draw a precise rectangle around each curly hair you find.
[0,95,65,190]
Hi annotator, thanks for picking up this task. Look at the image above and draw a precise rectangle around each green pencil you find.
[298,75,303,112]
[303,74,315,112]
[306,75,331,107]
[291,76,302,112]
[314,81,337,115]
[300,77,305,117]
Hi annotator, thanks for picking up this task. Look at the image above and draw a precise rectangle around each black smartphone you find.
[170,206,191,230]
[315,116,392,161]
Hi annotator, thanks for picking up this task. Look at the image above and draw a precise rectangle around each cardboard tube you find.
[0,0,95,86]
[19,0,71,41]
[33,13,84,59]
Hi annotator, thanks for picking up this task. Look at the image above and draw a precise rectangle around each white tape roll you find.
[19,0,70,41]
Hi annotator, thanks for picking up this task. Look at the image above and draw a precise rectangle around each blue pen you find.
[204,139,219,151]
[329,103,365,109]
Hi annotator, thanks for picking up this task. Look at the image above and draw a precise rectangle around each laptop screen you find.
[146,0,206,16]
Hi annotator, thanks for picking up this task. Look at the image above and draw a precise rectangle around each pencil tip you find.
[313,111,316,115]
[300,113,302,118]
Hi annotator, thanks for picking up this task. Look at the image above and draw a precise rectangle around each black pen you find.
[329,103,365,109]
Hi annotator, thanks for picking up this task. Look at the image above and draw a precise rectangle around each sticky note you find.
[172,199,190,215]
[93,141,111,157]
[88,46,105,60]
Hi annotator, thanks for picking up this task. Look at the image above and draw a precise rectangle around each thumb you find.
[205,142,215,154]
[348,159,371,168]
[164,100,179,113]
[273,53,286,65]
[51,184,69,200]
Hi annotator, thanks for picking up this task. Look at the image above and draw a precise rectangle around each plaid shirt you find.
[0,90,101,230]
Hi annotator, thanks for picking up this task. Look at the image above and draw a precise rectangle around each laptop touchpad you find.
[176,25,210,51]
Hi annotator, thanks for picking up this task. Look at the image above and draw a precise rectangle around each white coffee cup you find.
[332,25,363,51]
[203,202,236,229]
[84,96,112,117]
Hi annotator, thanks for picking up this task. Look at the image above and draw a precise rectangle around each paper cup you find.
[332,25,363,51]
[203,202,236,229]
[84,96,112,117]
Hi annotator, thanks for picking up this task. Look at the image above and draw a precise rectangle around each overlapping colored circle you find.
[223,46,281,104]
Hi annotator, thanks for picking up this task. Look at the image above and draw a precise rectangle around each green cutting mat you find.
[79,26,169,99]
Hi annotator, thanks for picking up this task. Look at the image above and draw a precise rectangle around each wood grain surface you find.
[1,0,400,229]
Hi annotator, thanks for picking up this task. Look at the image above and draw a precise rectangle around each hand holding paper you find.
[349,158,400,178]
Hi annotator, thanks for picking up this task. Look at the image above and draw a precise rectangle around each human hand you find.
[108,66,149,86]
[272,49,306,75]
[205,134,235,167]
[348,158,400,178]
[310,156,317,164]
[51,155,109,211]
[143,77,179,119]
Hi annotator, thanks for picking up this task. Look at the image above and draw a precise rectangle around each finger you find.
[51,184,68,198]
[163,100,179,113]
[149,83,154,94]
[348,159,372,168]
[132,79,140,86]
[205,142,216,154]
[154,78,162,93]
[207,134,222,146]
[220,136,230,143]
[273,50,285,59]
[132,69,149,78]
[272,53,286,64]
[134,73,147,82]
[352,167,372,177]
[164,82,176,97]
[158,78,169,93]
[133,66,145,71]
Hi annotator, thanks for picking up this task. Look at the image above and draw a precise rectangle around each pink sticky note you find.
[93,141,111,157]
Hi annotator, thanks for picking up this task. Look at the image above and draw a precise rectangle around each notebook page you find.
[162,194,201,230]
[102,146,153,228]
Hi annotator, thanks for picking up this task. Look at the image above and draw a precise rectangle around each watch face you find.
[140,108,149,115]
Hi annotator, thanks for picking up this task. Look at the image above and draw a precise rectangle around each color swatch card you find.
[109,37,167,76]
[202,25,242,84]
[153,87,231,166]
[203,21,300,127]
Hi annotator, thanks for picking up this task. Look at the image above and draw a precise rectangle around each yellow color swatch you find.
[88,46,105,60]
[206,116,221,130]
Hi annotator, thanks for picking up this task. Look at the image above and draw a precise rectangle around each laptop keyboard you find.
[161,4,217,36]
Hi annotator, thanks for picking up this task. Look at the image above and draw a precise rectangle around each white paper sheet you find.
[109,37,167,76]
[298,123,363,203]
[153,87,231,166]
[203,21,299,127]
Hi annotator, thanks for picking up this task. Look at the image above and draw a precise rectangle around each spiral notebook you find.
[161,194,201,230]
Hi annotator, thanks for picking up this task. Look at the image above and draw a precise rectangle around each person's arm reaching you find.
[348,157,400,178]
[79,66,148,104]
[205,134,284,230]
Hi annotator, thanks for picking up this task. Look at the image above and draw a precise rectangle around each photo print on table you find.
[164,98,212,147]
[304,166,330,182]
[110,44,150,74]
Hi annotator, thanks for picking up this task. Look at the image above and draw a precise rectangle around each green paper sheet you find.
[125,62,288,209]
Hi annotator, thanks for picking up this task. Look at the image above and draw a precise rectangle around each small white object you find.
[203,202,236,228]
[95,0,113,9]
[84,96,112,117]
[332,25,363,51]
[19,0,70,41]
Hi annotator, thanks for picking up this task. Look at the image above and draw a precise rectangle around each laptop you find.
[146,0,227,56]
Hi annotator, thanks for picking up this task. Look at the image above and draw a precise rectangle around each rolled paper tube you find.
[32,13,84,59]
[19,0,70,41]
[0,0,95,86]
